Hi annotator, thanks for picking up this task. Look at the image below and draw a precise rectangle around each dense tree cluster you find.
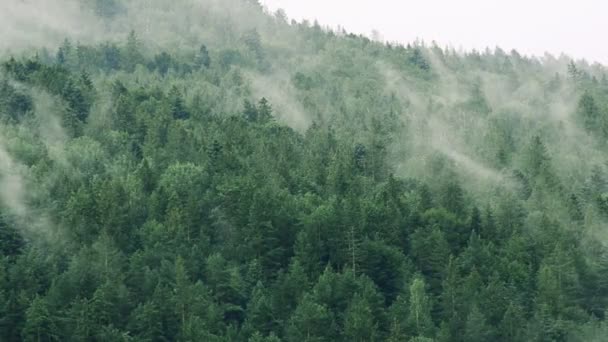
[1,1,608,341]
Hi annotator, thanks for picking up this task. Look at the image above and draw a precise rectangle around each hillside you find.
[1,0,608,341]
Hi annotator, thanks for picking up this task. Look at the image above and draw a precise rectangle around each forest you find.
[2,0,608,341]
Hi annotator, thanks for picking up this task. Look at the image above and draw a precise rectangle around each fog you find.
[0,0,104,53]
[261,0,608,65]
[1,2,608,339]
[1,0,607,240]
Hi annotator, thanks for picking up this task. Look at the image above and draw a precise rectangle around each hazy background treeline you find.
[1,0,608,341]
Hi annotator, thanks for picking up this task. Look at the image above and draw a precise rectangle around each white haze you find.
[1,0,604,190]
[0,137,28,217]
[0,0,105,53]
[261,0,608,66]
[32,91,70,167]
[0,130,63,245]
[0,0,268,56]
[1,0,606,226]
[246,70,311,131]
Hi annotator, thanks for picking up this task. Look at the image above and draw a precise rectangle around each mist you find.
[0,0,104,53]
[2,1,608,340]
[2,0,607,228]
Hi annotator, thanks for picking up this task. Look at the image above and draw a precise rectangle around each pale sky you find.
[260,0,608,65]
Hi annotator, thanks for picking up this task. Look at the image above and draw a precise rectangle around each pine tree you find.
[123,30,144,72]
[387,294,409,342]
[197,44,211,68]
[407,277,434,338]
[499,301,524,341]
[464,304,492,342]
[286,294,333,342]
[258,98,273,123]
[411,226,450,292]
[344,293,379,342]
[22,296,57,342]
[244,100,259,122]
[244,282,276,336]
[168,86,189,120]
[441,256,460,321]
[524,135,551,179]
[0,214,24,257]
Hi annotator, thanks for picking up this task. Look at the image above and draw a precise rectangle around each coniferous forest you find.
[2,0,608,341]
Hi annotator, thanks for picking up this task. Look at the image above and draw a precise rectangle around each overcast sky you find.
[260,0,607,65]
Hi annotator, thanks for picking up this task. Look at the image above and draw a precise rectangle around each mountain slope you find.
[1,0,608,341]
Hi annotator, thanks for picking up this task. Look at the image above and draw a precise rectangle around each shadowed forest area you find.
[1,0,608,341]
